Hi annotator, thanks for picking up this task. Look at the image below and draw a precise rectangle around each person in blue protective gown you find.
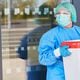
[38,2,80,80]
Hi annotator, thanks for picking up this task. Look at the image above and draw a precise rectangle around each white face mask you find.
[56,14,71,27]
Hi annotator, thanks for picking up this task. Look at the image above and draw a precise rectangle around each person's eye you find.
[56,13,60,15]
[55,13,60,17]
[63,13,70,15]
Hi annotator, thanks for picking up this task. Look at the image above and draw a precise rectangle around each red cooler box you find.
[61,40,80,80]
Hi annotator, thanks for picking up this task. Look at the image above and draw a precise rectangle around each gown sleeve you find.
[38,32,58,66]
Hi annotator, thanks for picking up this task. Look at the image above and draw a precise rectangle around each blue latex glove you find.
[60,46,71,57]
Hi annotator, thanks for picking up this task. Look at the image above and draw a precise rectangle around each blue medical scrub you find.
[38,25,80,80]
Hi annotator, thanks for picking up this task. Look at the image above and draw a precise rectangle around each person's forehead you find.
[58,8,70,13]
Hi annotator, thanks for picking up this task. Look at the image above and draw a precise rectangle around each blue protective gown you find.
[38,25,80,80]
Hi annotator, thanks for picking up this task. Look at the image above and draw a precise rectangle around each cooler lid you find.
[61,40,80,48]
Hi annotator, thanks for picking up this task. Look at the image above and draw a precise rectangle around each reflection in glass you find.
[1,0,58,80]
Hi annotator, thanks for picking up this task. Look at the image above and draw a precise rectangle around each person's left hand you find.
[60,46,71,57]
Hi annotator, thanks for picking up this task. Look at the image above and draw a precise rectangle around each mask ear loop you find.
[68,13,72,23]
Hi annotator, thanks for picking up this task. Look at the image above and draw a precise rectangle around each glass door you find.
[1,0,59,80]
